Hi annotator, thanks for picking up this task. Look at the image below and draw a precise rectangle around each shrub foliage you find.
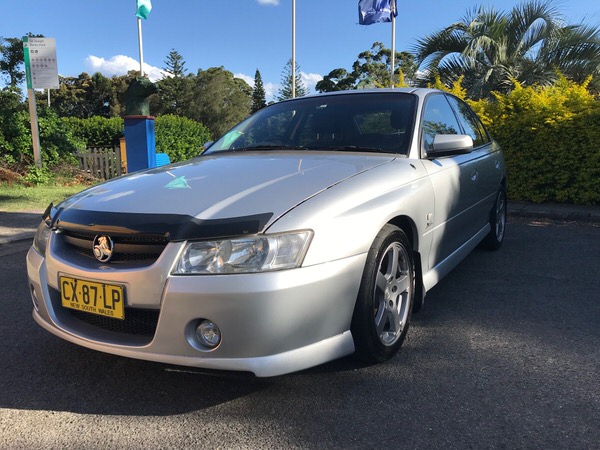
[154,114,212,162]
[433,75,600,205]
[61,116,124,147]
[1,104,211,178]
[470,76,600,204]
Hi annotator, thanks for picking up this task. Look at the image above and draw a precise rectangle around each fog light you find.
[196,320,221,348]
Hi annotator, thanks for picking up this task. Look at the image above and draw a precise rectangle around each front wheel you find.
[351,225,415,363]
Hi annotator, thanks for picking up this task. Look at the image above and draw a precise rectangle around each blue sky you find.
[1,0,599,101]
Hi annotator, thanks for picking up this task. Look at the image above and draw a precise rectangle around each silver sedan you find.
[27,88,506,376]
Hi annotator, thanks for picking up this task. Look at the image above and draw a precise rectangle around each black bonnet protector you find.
[44,205,273,241]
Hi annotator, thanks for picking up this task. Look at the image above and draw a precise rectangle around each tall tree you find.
[112,70,141,116]
[156,49,192,116]
[351,42,417,88]
[47,74,88,117]
[0,37,26,87]
[0,86,28,167]
[84,72,117,117]
[190,67,252,139]
[316,42,417,92]
[43,72,117,118]
[414,0,600,98]
[277,59,307,101]
[316,68,356,93]
[251,69,267,113]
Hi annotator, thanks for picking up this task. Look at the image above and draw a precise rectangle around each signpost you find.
[23,37,59,167]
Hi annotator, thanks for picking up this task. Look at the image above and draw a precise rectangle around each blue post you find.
[123,115,156,172]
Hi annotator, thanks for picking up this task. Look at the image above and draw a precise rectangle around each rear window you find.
[446,96,490,147]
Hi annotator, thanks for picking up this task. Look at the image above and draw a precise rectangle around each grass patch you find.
[0,183,90,212]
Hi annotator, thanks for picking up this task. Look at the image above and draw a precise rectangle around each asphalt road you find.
[1,218,599,449]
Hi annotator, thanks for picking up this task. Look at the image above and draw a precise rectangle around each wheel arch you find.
[387,215,418,252]
[386,215,425,313]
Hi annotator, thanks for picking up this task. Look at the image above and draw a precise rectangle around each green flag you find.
[136,0,152,19]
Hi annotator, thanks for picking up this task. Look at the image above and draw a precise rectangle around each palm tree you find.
[414,0,600,98]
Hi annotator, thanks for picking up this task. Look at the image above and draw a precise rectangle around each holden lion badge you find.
[93,235,114,262]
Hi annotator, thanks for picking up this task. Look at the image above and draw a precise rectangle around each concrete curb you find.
[0,211,43,245]
[508,201,600,224]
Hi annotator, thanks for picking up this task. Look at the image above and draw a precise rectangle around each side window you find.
[421,94,461,152]
[446,96,490,147]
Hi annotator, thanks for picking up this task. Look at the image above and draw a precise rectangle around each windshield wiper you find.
[225,145,309,152]
[308,145,385,153]
[204,145,309,156]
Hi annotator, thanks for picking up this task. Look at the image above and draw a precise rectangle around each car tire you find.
[483,187,507,251]
[351,224,415,363]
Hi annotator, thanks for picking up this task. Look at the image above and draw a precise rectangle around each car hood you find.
[51,152,393,240]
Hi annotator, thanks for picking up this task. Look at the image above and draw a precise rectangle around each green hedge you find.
[0,104,83,169]
[1,105,211,173]
[61,116,124,147]
[154,114,212,162]
[470,76,600,205]
[61,114,211,163]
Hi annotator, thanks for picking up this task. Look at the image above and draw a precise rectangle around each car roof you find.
[278,87,444,103]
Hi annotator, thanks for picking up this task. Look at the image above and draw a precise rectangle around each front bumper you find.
[26,244,365,377]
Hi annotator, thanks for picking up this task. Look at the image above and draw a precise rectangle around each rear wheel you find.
[483,187,507,250]
[351,225,415,363]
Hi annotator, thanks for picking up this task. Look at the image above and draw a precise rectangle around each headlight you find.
[32,221,52,256]
[173,230,313,274]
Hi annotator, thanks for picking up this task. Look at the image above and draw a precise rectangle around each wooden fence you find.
[76,146,123,180]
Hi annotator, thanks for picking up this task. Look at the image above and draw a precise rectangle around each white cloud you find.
[301,72,323,94]
[264,82,278,102]
[85,55,165,82]
[257,0,279,5]
[234,73,254,87]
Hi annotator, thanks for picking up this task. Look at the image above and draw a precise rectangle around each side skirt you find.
[422,224,490,293]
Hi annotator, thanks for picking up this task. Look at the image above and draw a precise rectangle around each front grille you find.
[49,287,159,342]
[67,307,159,336]
[58,229,168,266]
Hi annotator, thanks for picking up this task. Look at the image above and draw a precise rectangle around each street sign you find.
[23,37,59,89]
[22,36,59,168]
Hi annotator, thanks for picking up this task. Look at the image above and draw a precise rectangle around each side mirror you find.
[428,134,473,157]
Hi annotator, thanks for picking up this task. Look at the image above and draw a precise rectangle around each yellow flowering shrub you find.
[431,75,600,204]
[482,76,600,204]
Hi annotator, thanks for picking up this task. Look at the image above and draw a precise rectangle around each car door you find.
[445,95,500,224]
[419,93,485,270]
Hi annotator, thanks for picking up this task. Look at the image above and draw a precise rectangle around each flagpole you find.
[390,4,395,88]
[292,0,296,98]
[137,16,145,76]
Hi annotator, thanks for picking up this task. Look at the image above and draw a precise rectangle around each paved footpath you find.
[1,201,599,246]
[0,210,45,245]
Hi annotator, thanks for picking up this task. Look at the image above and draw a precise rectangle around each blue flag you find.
[136,0,152,20]
[358,0,397,25]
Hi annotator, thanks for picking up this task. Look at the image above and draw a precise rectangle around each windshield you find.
[205,92,417,155]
